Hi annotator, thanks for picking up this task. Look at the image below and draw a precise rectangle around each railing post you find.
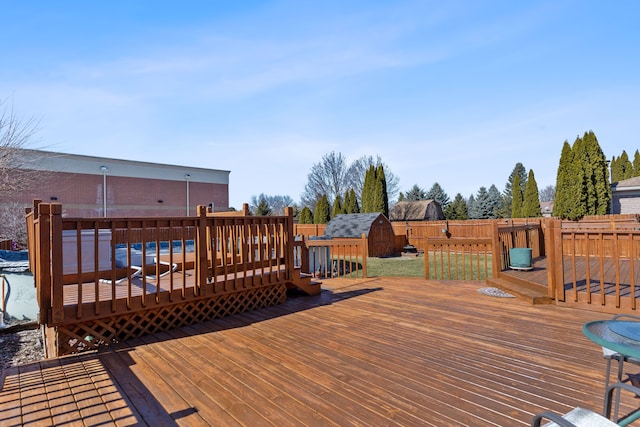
[546,219,564,301]
[538,219,546,257]
[50,203,64,324]
[285,207,294,281]
[361,233,368,278]
[491,220,502,279]
[195,205,209,295]
[300,236,309,274]
[424,238,430,279]
[36,203,52,325]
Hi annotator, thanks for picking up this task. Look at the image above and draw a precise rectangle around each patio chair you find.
[117,247,177,280]
[531,407,618,426]
[532,382,640,427]
[602,314,640,390]
[99,247,177,284]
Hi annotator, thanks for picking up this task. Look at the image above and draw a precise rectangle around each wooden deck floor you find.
[1,277,635,426]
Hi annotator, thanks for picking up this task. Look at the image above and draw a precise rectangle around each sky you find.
[1,1,639,210]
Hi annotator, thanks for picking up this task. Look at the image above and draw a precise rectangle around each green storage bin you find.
[509,248,532,270]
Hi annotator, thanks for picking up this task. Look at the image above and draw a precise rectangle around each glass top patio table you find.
[583,320,640,359]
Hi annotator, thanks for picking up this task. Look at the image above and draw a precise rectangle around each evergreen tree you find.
[619,150,633,179]
[555,132,610,220]
[553,140,574,218]
[345,188,359,213]
[511,175,523,218]
[373,165,389,216]
[467,194,477,219]
[331,194,344,218]
[568,135,588,219]
[298,206,313,224]
[500,163,527,218]
[522,169,541,217]
[343,190,352,214]
[610,155,622,182]
[487,184,502,218]
[425,182,451,210]
[473,187,493,219]
[404,184,427,201]
[313,194,331,224]
[634,150,640,177]
[444,193,469,220]
[397,192,406,202]
[361,165,375,212]
[583,131,610,215]
[255,196,272,216]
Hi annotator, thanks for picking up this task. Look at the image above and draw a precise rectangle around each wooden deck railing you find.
[424,237,493,280]
[494,220,544,270]
[296,234,368,279]
[546,219,640,311]
[423,220,543,280]
[26,201,296,328]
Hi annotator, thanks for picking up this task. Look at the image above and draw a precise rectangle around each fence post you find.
[491,220,502,279]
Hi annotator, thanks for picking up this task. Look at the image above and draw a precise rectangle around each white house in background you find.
[611,176,640,214]
[540,201,554,217]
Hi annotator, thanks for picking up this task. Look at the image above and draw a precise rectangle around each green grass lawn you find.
[346,253,493,280]
[365,255,425,277]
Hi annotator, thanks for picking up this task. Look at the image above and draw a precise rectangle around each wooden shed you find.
[389,200,445,221]
[324,213,395,257]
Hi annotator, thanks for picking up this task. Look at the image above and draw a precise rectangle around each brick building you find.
[10,149,230,218]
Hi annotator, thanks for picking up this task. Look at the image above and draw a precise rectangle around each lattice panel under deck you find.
[50,284,287,357]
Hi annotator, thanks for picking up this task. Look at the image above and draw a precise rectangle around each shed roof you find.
[389,200,443,221]
[324,213,386,238]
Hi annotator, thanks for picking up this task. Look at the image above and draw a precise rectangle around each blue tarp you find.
[0,250,28,262]
[0,250,30,272]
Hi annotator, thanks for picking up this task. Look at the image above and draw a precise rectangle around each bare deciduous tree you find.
[300,152,399,209]
[300,151,350,208]
[539,185,556,202]
[0,98,40,247]
[250,193,295,216]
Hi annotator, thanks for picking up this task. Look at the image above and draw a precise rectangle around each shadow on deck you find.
[0,278,626,426]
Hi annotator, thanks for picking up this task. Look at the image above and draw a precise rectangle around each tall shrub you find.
[511,175,523,218]
[522,169,541,217]
[298,207,313,224]
[313,194,331,224]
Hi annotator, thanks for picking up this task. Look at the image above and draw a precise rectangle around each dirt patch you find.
[0,322,45,370]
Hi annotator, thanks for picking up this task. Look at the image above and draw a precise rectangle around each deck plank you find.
[3,277,639,426]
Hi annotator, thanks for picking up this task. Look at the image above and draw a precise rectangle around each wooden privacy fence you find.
[26,201,297,356]
[546,219,640,312]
